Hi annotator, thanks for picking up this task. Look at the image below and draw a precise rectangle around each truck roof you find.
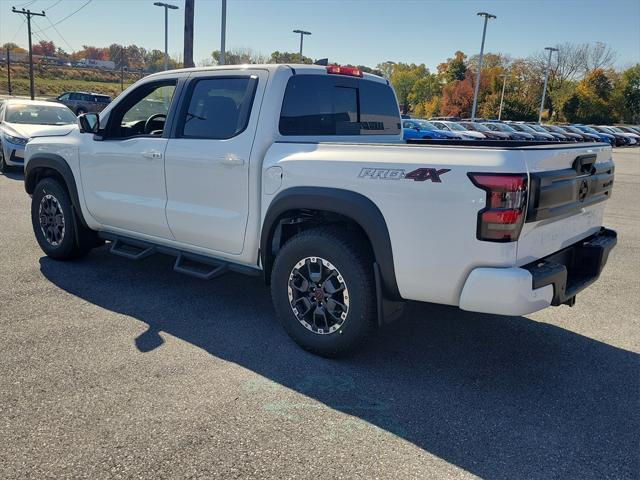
[144,63,389,84]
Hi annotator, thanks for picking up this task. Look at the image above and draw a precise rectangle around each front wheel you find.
[271,228,376,357]
[0,143,8,173]
[31,178,96,260]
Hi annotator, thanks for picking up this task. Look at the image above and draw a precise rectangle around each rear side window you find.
[279,75,400,136]
[178,77,258,139]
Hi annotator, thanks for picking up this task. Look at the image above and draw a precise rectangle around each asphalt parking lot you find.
[0,149,638,479]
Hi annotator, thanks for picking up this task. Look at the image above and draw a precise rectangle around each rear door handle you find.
[142,150,163,159]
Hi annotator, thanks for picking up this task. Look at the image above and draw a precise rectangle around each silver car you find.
[0,99,77,172]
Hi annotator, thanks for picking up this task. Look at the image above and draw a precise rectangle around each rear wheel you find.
[271,227,376,357]
[31,178,98,260]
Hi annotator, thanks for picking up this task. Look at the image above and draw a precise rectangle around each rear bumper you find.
[459,227,617,316]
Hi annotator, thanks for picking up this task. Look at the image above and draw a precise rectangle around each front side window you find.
[106,81,176,138]
[279,74,400,136]
[179,77,257,139]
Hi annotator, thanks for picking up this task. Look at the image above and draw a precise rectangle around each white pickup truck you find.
[24,64,616,356]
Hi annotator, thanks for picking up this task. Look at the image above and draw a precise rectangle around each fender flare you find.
[260,187,401,300]
[24,153,89,228]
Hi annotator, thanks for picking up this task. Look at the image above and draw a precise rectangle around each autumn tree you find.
[440,71,475,117]
[32,40,55,56]
[562,69,614,124]
[2,42,27,53]
[81,45,110,61]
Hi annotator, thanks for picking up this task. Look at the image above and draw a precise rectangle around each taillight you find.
[326,65,363,77]
[468,173,528,242]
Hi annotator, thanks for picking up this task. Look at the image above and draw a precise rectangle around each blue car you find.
[403,119,461,140]
[573,125,615,145]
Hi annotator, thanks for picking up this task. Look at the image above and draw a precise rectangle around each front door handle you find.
[142,150,163,159]
[217,154,245,166]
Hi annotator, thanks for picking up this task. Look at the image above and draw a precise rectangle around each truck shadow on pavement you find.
[39,249,639,480]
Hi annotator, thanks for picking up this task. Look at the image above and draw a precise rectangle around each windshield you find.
[609,127,624,133]
[583,126,599,134]
[599,126,615,134]
[416,121,437,131]
[496,123,516,132]
[516,124,536,133]
[6,104,77,125]
[461,122,489,132]
[564,126,582,134]
[529,124,547,133]
[445,122,466,131]
[545,125,565,133]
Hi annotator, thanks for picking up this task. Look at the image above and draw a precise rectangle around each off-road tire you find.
[271,227,376,357]
[31,178,98,260]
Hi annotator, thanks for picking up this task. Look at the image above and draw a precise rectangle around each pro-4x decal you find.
[359,167,451,183]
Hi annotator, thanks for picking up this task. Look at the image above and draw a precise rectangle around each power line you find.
[43,15,75,52]
[9,18,27,43]
[15,0,38,7]
[34,0,92,33]
[44,0,63,11]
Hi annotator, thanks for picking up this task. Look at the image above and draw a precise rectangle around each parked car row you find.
[402,117,640,147]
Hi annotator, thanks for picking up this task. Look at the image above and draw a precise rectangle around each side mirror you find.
[78,113,99,134]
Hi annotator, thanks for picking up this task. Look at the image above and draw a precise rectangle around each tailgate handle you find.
[573,154,596,176]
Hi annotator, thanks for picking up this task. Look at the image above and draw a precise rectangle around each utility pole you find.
[11,7,46,100]
[539,47,558,123]
[154,2,179,71]
[471,12,496,121]
[498,73,508,120]
[183,0,195,68]
[293,29,311,57]
[6,47,12,95]
[220,0,226,65]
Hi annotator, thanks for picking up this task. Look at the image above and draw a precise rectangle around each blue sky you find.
[1,0,639,70]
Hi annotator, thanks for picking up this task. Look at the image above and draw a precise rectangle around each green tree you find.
[612,64,640,123]
[389,63,428,114]
[408,73,441,106]
[437,51,467,82]
[268,51,312,64]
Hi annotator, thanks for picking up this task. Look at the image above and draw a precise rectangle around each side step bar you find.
[110,239,156,260]
[173,253,227,280]
[99,232,260,280]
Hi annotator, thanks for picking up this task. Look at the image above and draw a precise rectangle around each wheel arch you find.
[260,187,401,300]
[24,153,89,228]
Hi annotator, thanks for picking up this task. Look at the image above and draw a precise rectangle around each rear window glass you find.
[279,75,400,136]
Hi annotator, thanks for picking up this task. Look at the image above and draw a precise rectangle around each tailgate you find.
[517,144,614,264]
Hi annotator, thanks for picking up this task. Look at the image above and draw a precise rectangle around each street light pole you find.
[538,46,558,123]
[293,29,311,57]
[471,12,496,121]
[220,0,227,65]
[498,73,508,120]
[153,2,179,71]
